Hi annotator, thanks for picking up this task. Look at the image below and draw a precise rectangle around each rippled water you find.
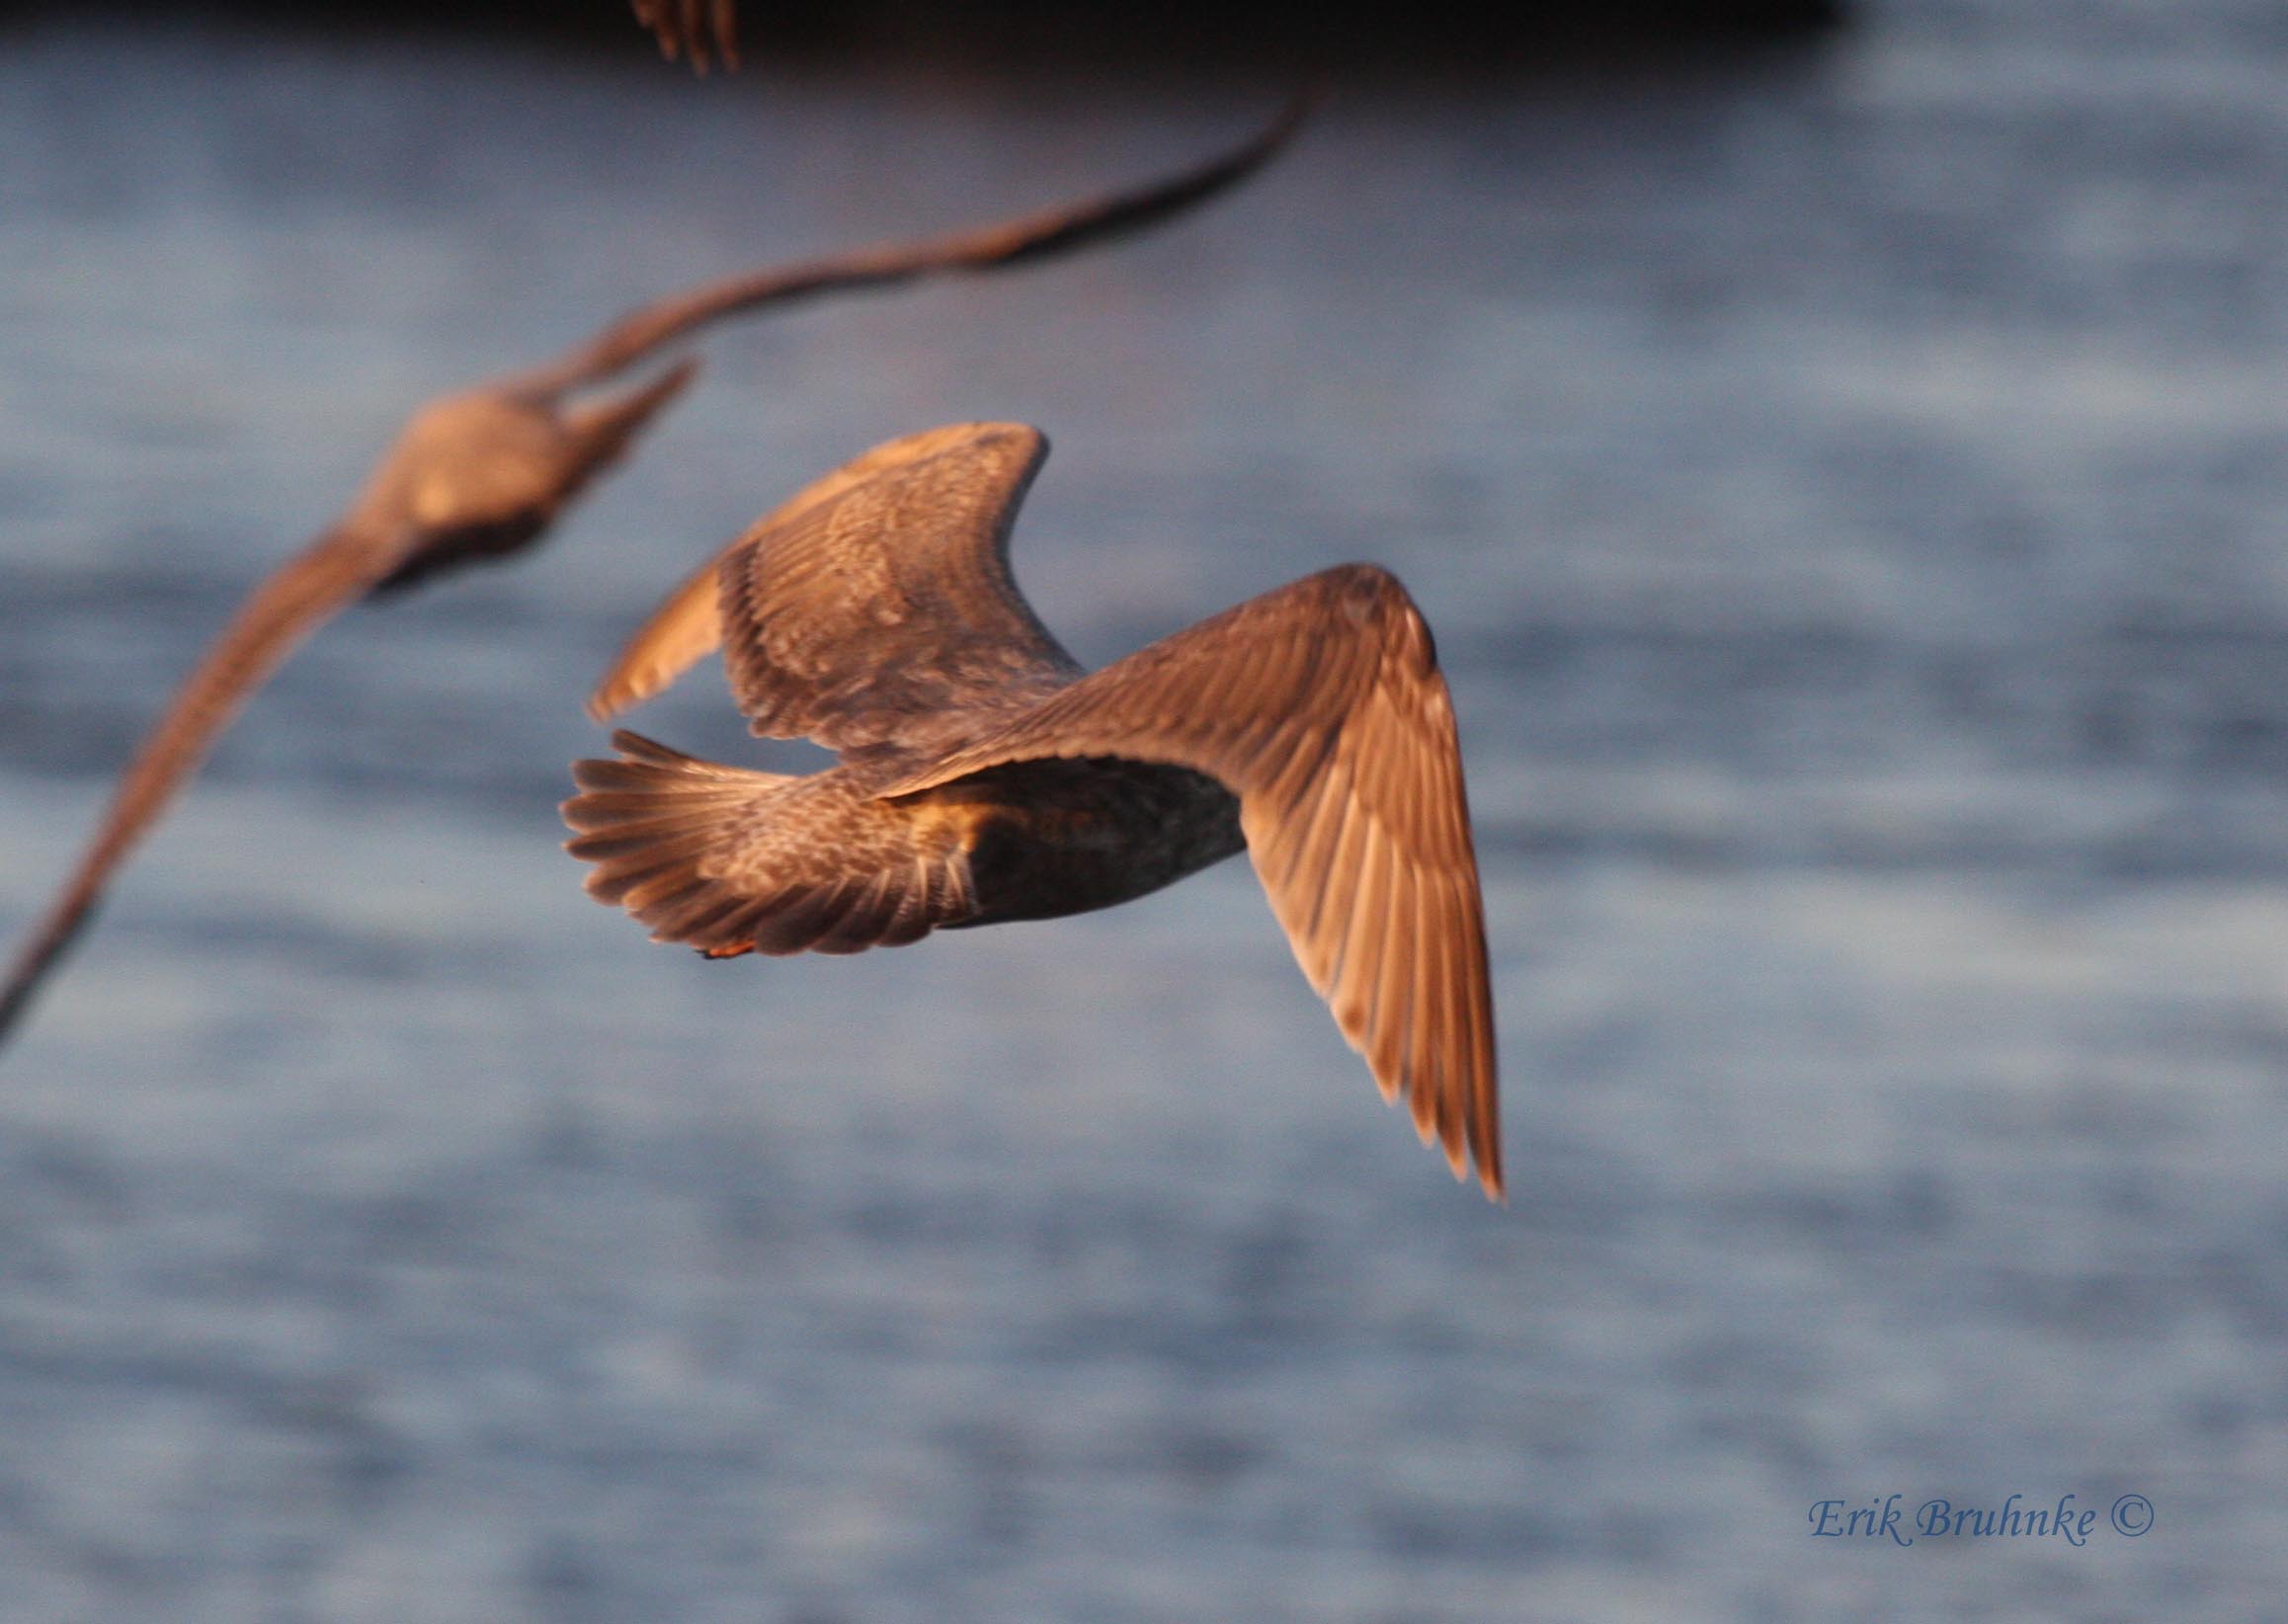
[3,5,2285,1620]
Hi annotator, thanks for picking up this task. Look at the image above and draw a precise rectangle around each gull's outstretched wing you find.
[512,94,1311,398]
[874,564,1502,1197]
[0,530,394,1043]
[595,423,1083,758]
[583,419,957,722]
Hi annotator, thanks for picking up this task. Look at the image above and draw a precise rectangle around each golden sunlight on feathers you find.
[566,423,1501,1196]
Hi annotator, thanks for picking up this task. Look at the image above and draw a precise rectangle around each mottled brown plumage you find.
[0,105,1308,1049]
[566,423,1502,1197]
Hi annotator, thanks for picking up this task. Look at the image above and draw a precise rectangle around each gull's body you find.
[0,104,1306,1047]
[566,424,1502,1197]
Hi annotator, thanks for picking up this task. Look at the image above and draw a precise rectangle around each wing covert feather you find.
[589,424,1081,749]
[713,423,1083,755]
[585,421,941,721]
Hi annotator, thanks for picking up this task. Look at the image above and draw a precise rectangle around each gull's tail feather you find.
[564,730,971,958]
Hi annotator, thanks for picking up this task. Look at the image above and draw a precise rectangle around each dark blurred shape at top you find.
[631,0,739,72]
[0,0,1844,74]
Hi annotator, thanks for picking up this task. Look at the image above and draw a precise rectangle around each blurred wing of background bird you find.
[508,91,1311,399]
[573,95,1322,715]
[0,535,379,1045]
[546,93,1311,719]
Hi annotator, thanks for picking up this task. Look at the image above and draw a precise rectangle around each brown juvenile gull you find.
[632,0,740,71]
[0,102,1307,1048]
[565,423,1502,1197]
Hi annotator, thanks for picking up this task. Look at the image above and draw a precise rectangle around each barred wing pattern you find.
[716,424,1081,754]
[582,399,914,721]
[878,564,1501,1197]
[566,730,979,957]
[583,422,920,720]
[592,423,1081,753]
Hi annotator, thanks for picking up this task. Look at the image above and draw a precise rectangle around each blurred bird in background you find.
[0,98,1307,1049]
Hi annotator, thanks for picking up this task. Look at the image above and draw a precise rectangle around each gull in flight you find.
[566,423,1502,1196]
[0,102,1307,1048]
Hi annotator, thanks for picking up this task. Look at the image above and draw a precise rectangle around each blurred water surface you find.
[3,4,2286,1620]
